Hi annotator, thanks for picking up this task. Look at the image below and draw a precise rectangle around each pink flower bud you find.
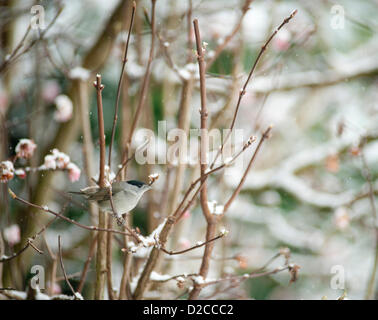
[67,163,81,182]
[51,283,61,295]
[182,210,191,219]
[273,29,291,52]
[4,224,21,246]
[54,95,73,123]
[42,80,60,103]
[178,238,191,250]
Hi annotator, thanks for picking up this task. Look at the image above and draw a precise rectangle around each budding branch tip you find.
[8,188,16,199]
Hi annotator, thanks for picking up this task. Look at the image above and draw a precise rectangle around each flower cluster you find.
[0,160,14,183]
[0,139,81,183]
[15,139,37,159]
[41,149,81,182]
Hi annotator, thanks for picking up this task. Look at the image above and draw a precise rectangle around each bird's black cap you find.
[127,180,146,188]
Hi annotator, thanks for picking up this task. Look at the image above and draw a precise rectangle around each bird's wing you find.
[85,184,124,201]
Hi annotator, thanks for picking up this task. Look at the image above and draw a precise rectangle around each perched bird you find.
[70,180,151,220]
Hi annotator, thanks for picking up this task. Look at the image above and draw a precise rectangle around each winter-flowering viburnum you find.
[15,139,37,159]
[4,224,21,246]
[15,168,26,179]
[52,148,70,169]
[54,94,73,122]
[67,163,81,182]
[42,80,60,103]
[273,29,291,51]
[0,160,14,183]
[40,149,81,182]
[43,154,57,170]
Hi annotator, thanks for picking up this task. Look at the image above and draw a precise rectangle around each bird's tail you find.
[68,191,84,195]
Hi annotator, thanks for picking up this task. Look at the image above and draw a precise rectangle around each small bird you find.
[70,180,151,222]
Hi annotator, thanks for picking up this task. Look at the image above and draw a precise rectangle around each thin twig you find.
[8,188,132,237]
[94,73,108,300]
[0,215,58,263]
[160,233,225,255]
[205,0,252,71]
[210,9,297,169]
[58,236,77,297]
[108,1,136,170]
[361,147,378,300]
[189,18,216,300]
[123,0,157,176]
[223,125,272,211]
[77,234,98,293]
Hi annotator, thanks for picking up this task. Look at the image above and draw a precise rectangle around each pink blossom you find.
[334,207,350,230]
[42,80,60,103]
[52,149,70,169]
[273,29,291,52]
[43,154,57,170]
[15,138,37,159]
[15,168,26,179]
[54,94,73,122]
[49,282,61,295]
[67,163,81,182]
[178,238,191,250]
[4,224,21,246]
[0,160,14,183]
[182,210,191,219]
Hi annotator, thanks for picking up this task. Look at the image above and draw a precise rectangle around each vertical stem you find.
[94,74,107,300]
[108,1,136,170]
[77,234,98,294]
[189,19,217,300]
[123,0,156,177]
[106,215,115,299]
[361,150,378,300]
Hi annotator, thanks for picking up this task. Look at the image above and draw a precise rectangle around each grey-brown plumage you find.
[70,180,151,217]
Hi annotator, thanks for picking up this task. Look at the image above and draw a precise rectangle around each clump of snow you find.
[139,218,166,247]
[207,200,224,215]
[224,157,234,165]
[150,271,172,281]
[127,219,167,254]
[220,227,229,236]
[179,63,198,80]
[93,165,115,186]
[69,67,90,81]
[192,275,205,285]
